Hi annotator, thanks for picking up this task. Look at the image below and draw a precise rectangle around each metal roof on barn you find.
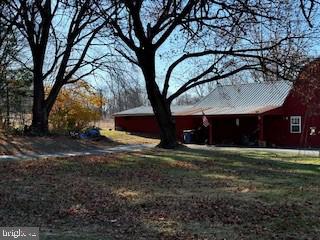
[189,80,292,116]
[114,81,293,117]
[114,105,193,116]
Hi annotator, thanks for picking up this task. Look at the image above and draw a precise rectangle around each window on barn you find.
[290,116,301,133]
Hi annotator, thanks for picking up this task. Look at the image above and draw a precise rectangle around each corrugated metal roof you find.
[114,105,193,116]
[114,81,293,117]
[188,105,281,116]
[195,80,292,108]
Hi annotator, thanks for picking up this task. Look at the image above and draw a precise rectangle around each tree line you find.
[0,0,319,148]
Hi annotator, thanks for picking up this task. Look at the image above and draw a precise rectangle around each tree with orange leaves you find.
[49,81,106,133]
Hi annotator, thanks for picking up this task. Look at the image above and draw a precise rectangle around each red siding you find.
[279,91,320,147]
[114,115,201,141]
[114,61,320,148]
[115,108,320,148]
[263,115,287,147]
[283,60,320,147]
[115,116,159,134]
[262,66,320,148]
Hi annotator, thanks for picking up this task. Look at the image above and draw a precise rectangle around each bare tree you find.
[174,93,200,106]
[0,1,19,50]
[1,0,112,133]
[0,2,24,127]
[103,69,147,115]
[299,0,319,27]
[97,0,311,148]
[0,2,16,92]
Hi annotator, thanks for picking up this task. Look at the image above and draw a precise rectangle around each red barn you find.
[114,62,320,148]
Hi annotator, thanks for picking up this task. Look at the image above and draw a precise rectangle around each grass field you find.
[0,129,157,155]
[101,129,160,145]
[0,148,319,239]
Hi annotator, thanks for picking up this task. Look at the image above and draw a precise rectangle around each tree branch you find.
[168,64,260,101]
[154,0,196,48]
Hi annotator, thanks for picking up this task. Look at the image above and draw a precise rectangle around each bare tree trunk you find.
[31,72,49,134]
[5,72,9,128]
[137,48,177,149]
[31,105,49,133]
[147,80,177,149]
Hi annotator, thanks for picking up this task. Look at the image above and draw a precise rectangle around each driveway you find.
[186,144,320,157]
[0,144,155,161]
[1,143,319,161]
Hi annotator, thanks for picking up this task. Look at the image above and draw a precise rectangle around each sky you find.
[10,1,320,102]
[91,2,320,101]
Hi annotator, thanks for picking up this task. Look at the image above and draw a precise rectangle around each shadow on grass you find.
[0,134,122,155]
[0,148,319,239]
[165,147,320,178]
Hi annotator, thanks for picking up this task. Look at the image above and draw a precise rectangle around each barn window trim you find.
[290,116,301,133]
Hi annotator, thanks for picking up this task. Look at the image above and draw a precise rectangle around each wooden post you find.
[258,115,265,147]
[209,119,213,145]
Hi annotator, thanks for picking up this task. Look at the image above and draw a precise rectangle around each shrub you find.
[49,81,105,133]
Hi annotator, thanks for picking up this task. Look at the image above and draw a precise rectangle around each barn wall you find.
[114,116,160,134]
[263,88,320,148]
[263,115,290,147]
[282,93,307,147]
[305,116,320,147]
[115,109,320,148]
[114,115,202,141]
[277,60,320,148]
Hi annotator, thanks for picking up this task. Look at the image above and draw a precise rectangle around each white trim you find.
[290,116,301,133]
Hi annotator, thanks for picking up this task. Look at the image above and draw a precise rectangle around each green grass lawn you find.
[0,148,319,239]
[100,129,160,145]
